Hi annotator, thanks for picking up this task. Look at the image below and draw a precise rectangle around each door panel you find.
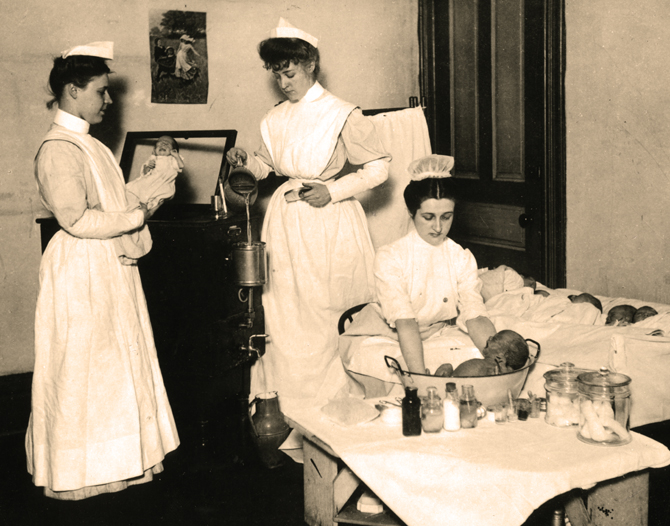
[419,0,565,286]
[456,202,526,250]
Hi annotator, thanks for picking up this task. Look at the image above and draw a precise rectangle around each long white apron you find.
[26,128,179,493]
[250,92,376,404]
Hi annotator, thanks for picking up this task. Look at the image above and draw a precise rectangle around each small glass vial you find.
[402,387,422,436]
[460,384,479,429]
[443,382,461,431]
[421,386,444,433]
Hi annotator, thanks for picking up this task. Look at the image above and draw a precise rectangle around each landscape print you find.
[150,9,208,104]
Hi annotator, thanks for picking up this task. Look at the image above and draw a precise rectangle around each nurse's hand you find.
[226,148,248,167]
[139,202,157,221]
[300,182,331,208]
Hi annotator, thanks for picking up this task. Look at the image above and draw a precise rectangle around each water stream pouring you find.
[227,164,266,333]
[226,164,266,285]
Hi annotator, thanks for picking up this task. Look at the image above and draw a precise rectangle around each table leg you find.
[303,436,362,526]
[587,470,648,526]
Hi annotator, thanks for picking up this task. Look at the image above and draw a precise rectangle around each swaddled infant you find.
[435,330,529,378]
[634,306,658,323]
[606,304,658,326]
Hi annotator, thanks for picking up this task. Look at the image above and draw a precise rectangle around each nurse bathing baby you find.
[374,154,499,374]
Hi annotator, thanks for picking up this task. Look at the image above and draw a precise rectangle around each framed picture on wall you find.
[149,9,208,104]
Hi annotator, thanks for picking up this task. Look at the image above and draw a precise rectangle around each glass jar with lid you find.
[577,367,631,446]
[544,362,582,427]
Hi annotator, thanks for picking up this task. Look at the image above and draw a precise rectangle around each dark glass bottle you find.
[402,387,422,436]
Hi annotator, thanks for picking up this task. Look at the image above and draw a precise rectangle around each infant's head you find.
[482,330,529,372]
[521,275,537,290]
[568,293,603,312]
[154,136,178,157]
[633,306,658,323]
[606,304,637,326]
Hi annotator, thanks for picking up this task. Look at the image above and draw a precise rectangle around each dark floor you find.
[2,414,669,526]
[0,426,305,526]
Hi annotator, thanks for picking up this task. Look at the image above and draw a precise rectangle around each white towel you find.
[357,107,431,249]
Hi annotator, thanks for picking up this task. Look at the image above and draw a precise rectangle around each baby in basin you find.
[435,329,529,378]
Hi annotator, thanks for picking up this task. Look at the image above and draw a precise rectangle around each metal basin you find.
[384,339,541,408]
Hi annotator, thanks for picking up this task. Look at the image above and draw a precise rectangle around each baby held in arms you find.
[127,135,184,209]
[435,330,529,378]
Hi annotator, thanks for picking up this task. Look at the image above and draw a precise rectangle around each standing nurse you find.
[227,19,390,404]
[26,41,179,500]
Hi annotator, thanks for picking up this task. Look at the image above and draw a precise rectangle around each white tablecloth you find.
[284,401,670,526]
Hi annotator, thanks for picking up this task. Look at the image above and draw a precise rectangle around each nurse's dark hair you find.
[46,55,111,110]
[258,38,320,78]
[404,178,460,217]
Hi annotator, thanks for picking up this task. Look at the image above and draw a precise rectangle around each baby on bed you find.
[478,265,537,302]
[435,329,529,377]
[606,304,658,326]
[479,264,603,313]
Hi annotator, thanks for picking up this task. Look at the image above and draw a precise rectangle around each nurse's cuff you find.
[328,158,390,204]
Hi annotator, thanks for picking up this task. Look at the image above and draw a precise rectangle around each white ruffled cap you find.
[270,17,318,48]
[408,154,455,181]
[61,41,114,60]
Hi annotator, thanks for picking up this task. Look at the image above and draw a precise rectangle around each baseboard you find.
[0,373,32,437]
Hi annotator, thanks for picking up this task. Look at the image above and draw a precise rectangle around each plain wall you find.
[0,0,419,375]
[565,0,670,303]
[4,0,670,376]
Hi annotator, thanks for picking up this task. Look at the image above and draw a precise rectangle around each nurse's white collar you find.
[303,82,325,103]
[54,109,90,134]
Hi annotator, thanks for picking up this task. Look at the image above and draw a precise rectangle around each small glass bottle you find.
[460,384,479,429]
[421,386,444,433]
[443,382,461,431]
[550,507,565,526]
[402,386,422,436]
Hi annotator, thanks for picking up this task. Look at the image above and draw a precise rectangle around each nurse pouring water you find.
[226,18,391,407]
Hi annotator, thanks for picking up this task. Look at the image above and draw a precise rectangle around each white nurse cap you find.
[270,17,318,48]
[408,154,455,181]
[61,41,114,60]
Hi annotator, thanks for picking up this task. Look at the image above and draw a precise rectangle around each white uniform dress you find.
[245,82,390,404]
[26,110,179,500]
[337,229,490,396]
[375,229,488,333]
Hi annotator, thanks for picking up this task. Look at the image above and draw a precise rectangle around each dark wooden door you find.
[419,0,565,287]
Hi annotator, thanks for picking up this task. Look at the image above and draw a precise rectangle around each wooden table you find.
[283,406,668,526]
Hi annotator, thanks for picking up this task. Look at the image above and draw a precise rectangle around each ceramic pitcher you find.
[249,391,291,468]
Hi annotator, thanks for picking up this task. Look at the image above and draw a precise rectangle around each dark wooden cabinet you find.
[38,203,264,467]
